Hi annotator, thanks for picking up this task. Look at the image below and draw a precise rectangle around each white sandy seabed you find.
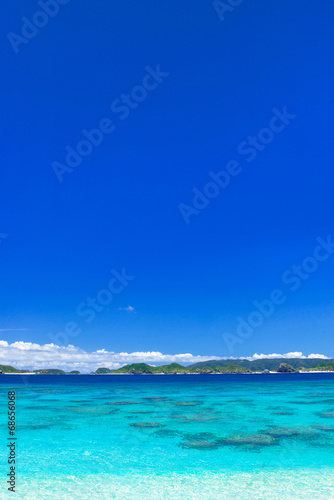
[7,469,334,500]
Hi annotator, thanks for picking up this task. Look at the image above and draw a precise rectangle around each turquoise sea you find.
[1,373,334,499]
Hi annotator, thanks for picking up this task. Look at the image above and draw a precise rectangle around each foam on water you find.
[11,470,334,500]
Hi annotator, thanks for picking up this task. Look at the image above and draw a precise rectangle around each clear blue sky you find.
[1,0,334,359]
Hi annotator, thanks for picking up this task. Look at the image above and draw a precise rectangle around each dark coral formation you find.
[264,426,319,438]
[318,412,334,419]
[142,397,170,401]
[312,425,334,432]
[130,422,164,428]
[180,440,220,450]
[220,433,277,447]
[273,411,295,415]
[173,401,201,406]
[107,401,142,405]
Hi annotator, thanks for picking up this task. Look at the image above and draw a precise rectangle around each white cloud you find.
[0,329,28,332]
[0,341,330,373]
[236,352,330,362]
[118,306,135,312]
[0,340,218,372]
[307,353,329,359]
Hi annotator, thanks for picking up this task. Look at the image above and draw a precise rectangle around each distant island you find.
[95,359,334,375]
[0,366,81,375]
[1,358,334,375]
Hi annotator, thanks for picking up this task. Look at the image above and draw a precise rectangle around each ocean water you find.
[1,373,334,499]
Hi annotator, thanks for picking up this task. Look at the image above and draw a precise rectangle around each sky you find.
[1,0,334,370]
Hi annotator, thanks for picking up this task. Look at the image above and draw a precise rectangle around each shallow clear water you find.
[1,373,334,499]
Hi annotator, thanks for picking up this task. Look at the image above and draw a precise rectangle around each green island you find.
[98,358,334,375]
[106,362,252,375]
[0,364,22,374]
[0,365,81,375]
[1,359,334,375]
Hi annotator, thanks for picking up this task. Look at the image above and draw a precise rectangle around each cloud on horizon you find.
[0,329,28,331]
[245,352,329,361]
[0,340,330,373]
